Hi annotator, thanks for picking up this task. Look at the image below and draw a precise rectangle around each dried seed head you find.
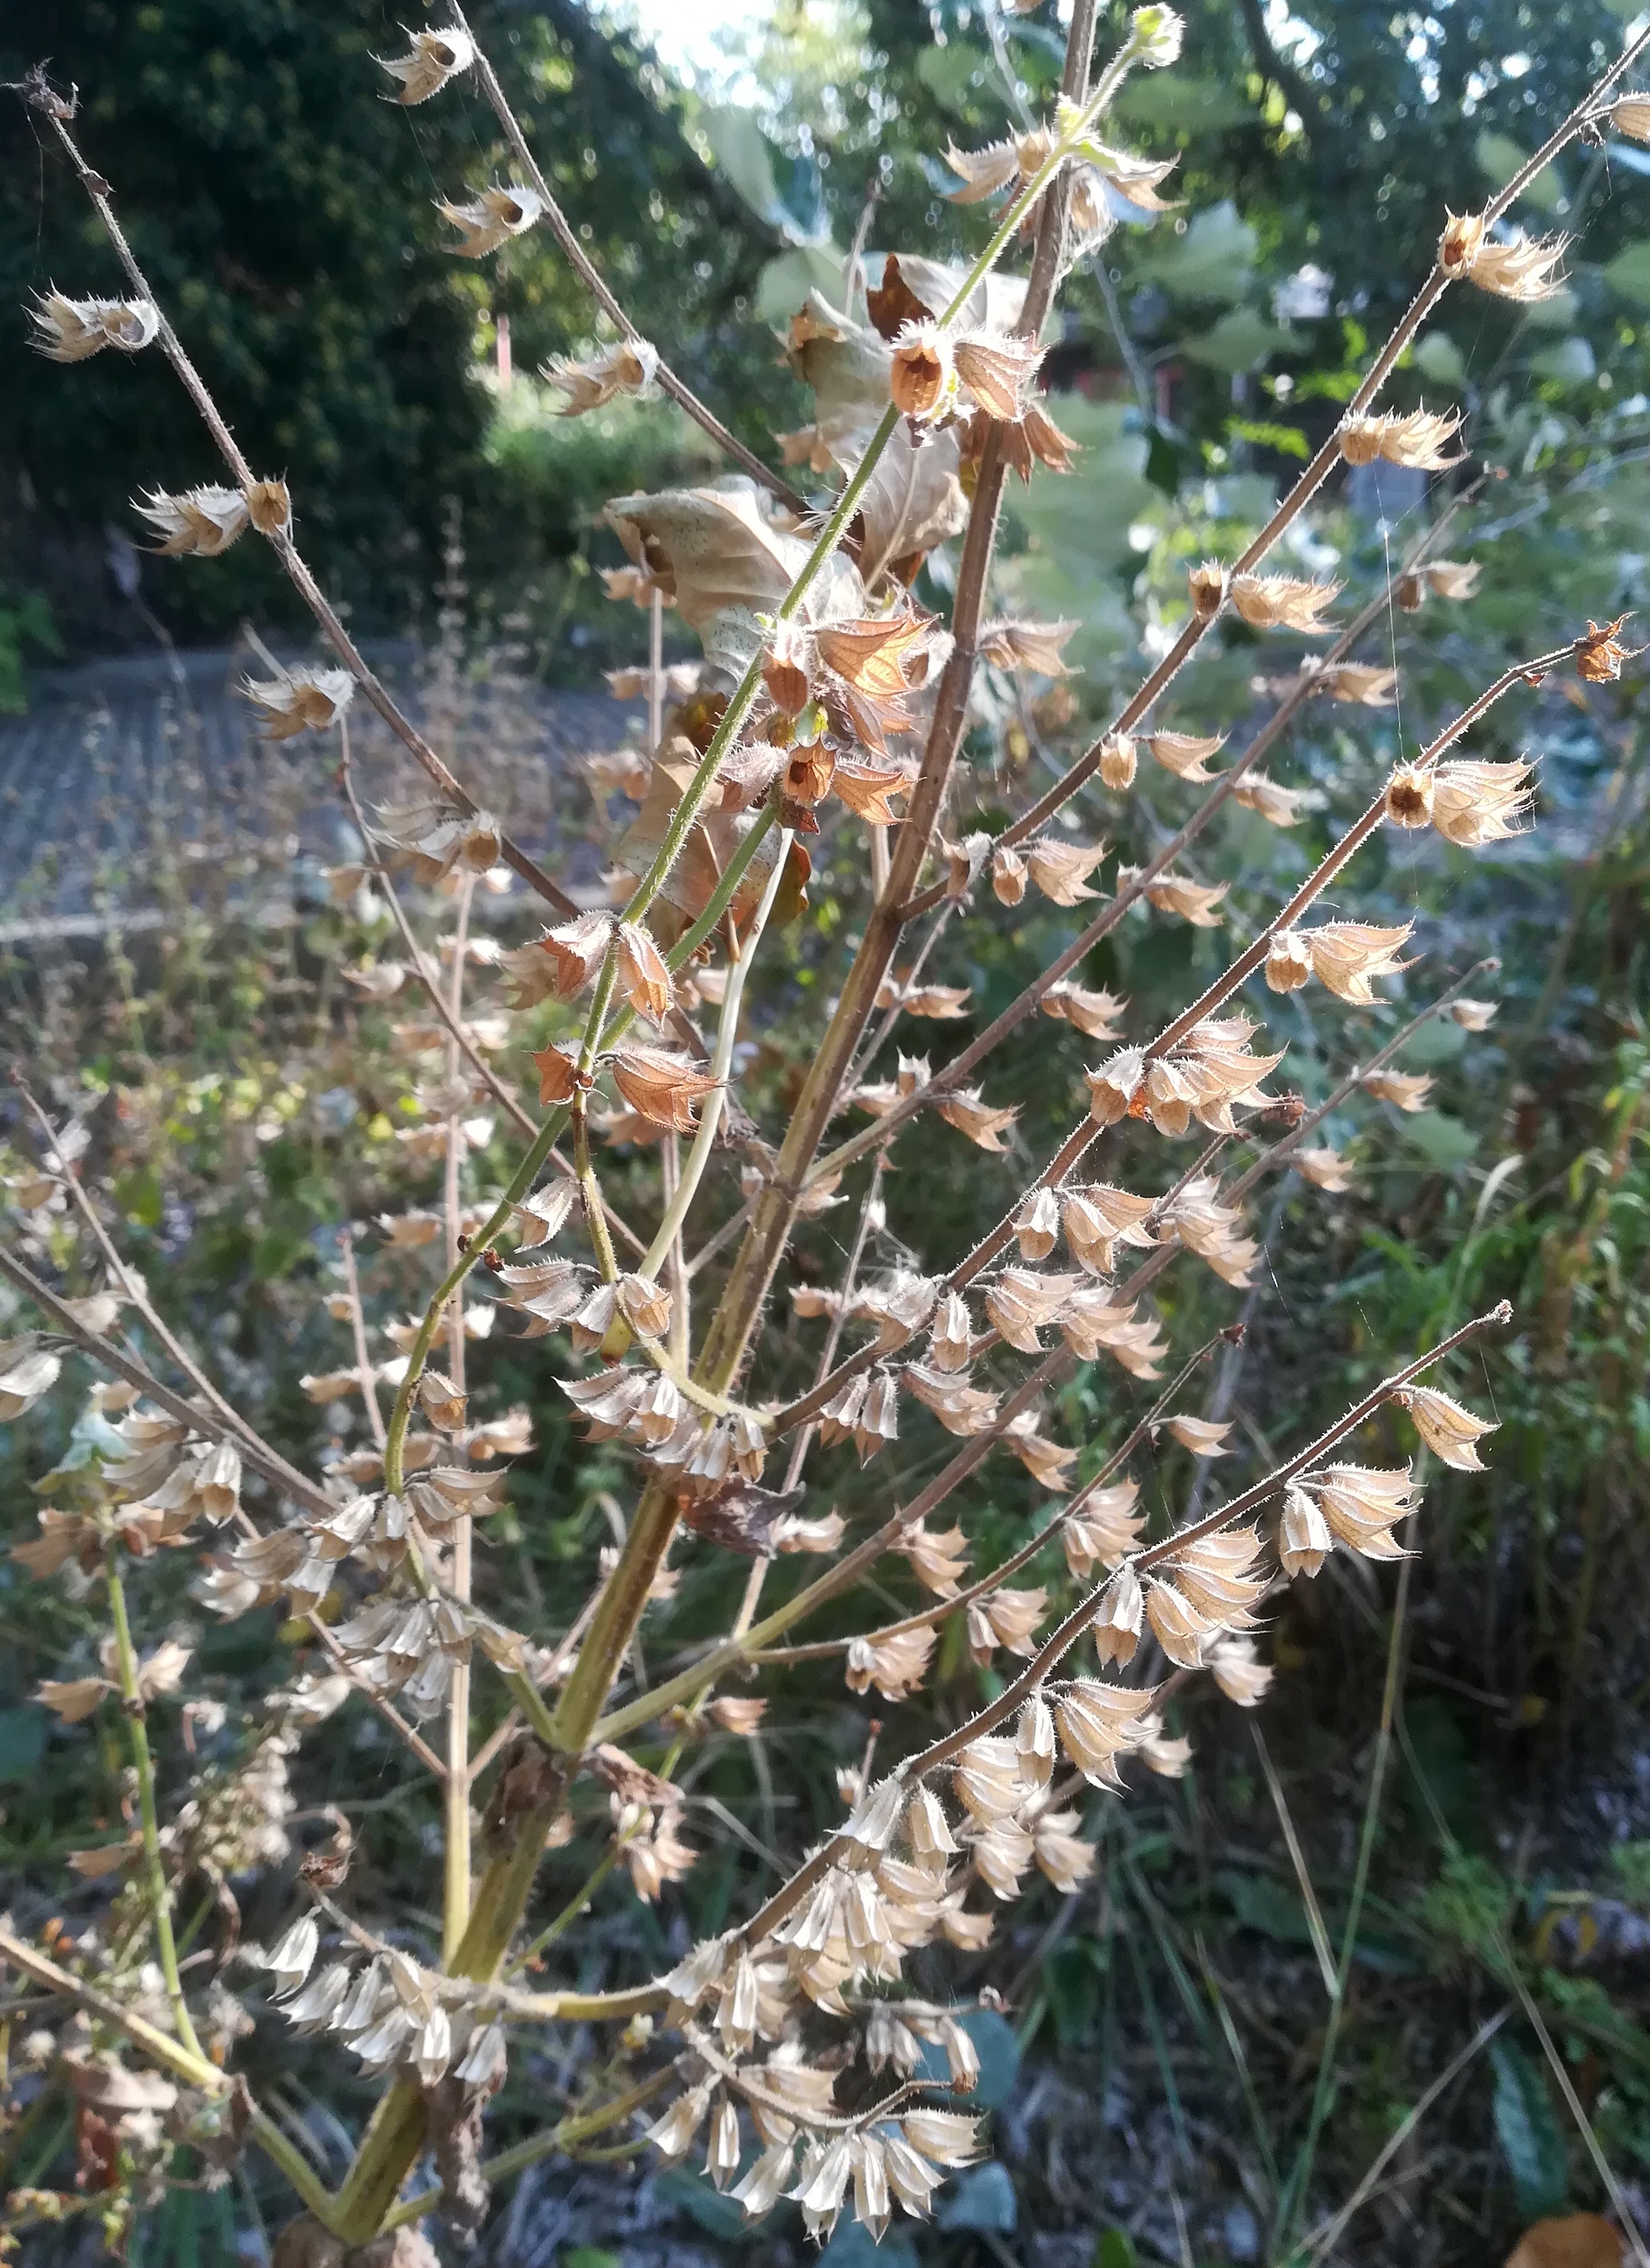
[1028,838,1108,905]
[1188,559,1228,621]
[1149,729,1225,782]
[1439,208,1486,277]
[991,846,1028,905]
[1092,1562,1144,1666]
[937,1088,1019,1151]
[1424,560,1480,601]
[1293,921,1415,1005]
[1230,574,1342,634]
[436,182,544,258]
[1013,1186,1062,1263]
[615,1272,672,1340]
[1364,1069,1433,1112]
[1468,227,1569,302]
[610,1045,720,1131]
[953,330,1044,422]
[1317,662,1398,707]
[846,1625,938,1702]
[1209,1634,1273,1706]
[889,322,955,422]
[1166,1414,1232,1457]
[1233,771,1308,828]
[1041,982,1126,1040]
[1306,1463,1420,1558]
[1294,1144,1355,1193]
[134,485,249,558]
[1055,1678,1157,1786]
[943,136,1023,203]
[532,1043,581,1106]
[30,290,159,362]
[377,25,477,104]
[539,912,613,999]
[1575,614,1636,684]
[1280,1482,1332,1577]
[979,618,1078,677]
[1430,757,1535,847]
[545,338,660,416]
[246,478,292,538]
[242,666,354,740]
[1098,732,1137,790]
[616,922,674,1021]
[1338,407,1464,470]
[1393,1384,1498,1470]
[1448,997,1497,1031]
[1384,762,1435,829]
[1085,1046,1145,1126]
[762,620,813,715]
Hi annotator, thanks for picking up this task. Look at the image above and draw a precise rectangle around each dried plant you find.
[5,10,1649,2258]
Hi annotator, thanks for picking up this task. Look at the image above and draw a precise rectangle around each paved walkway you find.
[0,646,625,941]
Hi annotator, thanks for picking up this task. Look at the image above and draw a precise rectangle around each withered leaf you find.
[866,254,936,343]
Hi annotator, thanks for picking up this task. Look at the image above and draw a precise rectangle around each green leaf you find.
[1141,201,1256,302]
[0,1706,47,1786]
[696,103,785,230]
[917,41,992,115]
[1093,2234,1137,2268]
[1182,307,1296,374]
[1402,1110,1480,1171]
[755,246,848,327]
[114,1164,163,1230]
[1604,238,1650,307]
[1413,330,1468,387]
[1116,74,1254,133]
[1476,130,1564,213]
[1530,336,1597,387]
[1227,415,1310,459]
[1490,2036,1569,2218]
[936,2162,1018,2234]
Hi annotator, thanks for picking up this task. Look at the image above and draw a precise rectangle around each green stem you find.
[106,1561,203,2064]
[382,1105,568,1494]
[640,827,794,1280]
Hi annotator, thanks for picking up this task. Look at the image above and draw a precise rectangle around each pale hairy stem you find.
[751,1331,1230,1666]
[375,2067,675,2234]
[595,1024,1448,1730]
[358,96,1154,2134]
[927,45,1650,872]
[376,806,784,1494]
[925,650,1566,1298]
[449,6,806,516]
[0,1926,342,2230]
[0,1242,334,1517]
[690,0,1110,1398]
[362,24,1126,1623]
[15,1082,322,1504]
[339,1227,386,1450]
[0,1244,449,1778]
[769,958,1497,1440]
[105,1559,205,2062]
[807,519,1466,1185]
[444,876,477,1964]
[639,829,795,1280]
[721,1304,1512,1955]
[32,102,580,921]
